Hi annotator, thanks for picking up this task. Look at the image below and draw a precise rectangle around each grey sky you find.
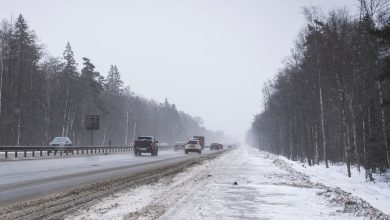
[1,0,357,142]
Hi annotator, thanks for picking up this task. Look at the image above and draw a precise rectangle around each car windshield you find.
[53,137,66,142]
[138,137,152,140]
[188,140,198,144]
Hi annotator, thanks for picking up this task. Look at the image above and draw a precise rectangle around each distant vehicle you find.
[185,139,202,154]
[193,136,205,150]
[133,136,158,156]
[49,137,72,153]
[49,137,72,146]
[174,142,185,151]
[210,143,223,150]
[158,142,169,147]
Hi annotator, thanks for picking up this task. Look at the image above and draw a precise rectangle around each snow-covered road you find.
[68,147,385,220]
[0,149,219,205]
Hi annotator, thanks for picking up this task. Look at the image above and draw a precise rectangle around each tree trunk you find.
[62,85,70,137]
[131,120,137,146]
[102,126,107,146]
[336,73,351,177]
[313,124,319,165]
[318,75,328,168]
[16,111,21,146]
[306,124,312,166]
[124,108,129,145]
[377,81,390,168]
[349,99,360,172]
[290,123,294,160]
[0,45,4,117]
[16,47,24,146]
[362,118,367,168]
[344,119,352,177]
[45,75,51,144]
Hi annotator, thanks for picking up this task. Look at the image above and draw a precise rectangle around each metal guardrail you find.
[0,145,133,159]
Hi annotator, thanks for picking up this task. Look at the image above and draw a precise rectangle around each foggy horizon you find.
[0,0,357,141]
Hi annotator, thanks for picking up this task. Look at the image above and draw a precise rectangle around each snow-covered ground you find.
[67,147,388,220]
[274,154,390,216]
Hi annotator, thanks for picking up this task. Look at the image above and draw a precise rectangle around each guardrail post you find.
[40,150,42,157]
[71,150,74,155]
[32,150,35,157]
[47,150,50,156]
[60,150,63,156]
[81,149,84,154]
[54,150,57,156]
[94,149,96,154]
[5,151,7,158]
[15,151,17,158]
[24,150,26,158]
[77,149,79,155]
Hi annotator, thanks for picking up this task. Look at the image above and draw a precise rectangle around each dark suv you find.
[133,136,158,156]
[210,143,222,150]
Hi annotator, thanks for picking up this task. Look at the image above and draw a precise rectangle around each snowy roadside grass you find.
[263,150,390,216]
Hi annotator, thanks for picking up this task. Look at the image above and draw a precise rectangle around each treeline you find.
[248,0,390,178]
[0,15,224,146]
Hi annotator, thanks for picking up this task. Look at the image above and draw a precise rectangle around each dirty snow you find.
[68,147,386,220]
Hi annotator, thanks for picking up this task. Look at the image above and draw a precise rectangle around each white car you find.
[185,139,202,154]
[49,137,72,146]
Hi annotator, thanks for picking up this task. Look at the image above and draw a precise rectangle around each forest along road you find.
[0,149,223,206]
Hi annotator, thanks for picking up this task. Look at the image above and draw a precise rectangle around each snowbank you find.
[273,153,390,215]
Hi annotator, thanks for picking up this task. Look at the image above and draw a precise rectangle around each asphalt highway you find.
[0,149,219,205]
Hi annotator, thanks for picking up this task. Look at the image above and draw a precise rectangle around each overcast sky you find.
[1,0,358,142]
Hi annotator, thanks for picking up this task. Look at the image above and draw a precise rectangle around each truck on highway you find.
[193,136,205,150]
[133,136,159,156]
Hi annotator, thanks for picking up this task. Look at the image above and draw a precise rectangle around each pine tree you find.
[105,65,123,95]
